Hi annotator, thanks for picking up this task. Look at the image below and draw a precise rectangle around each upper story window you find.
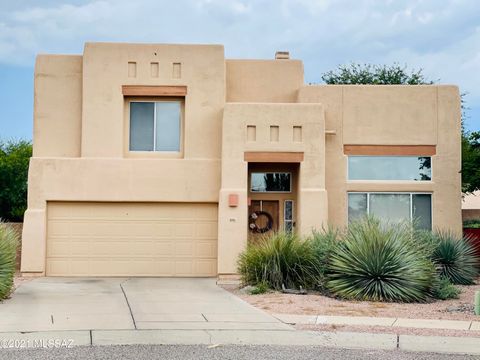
[348,156,431,181]
[129,101,181,152]
[251,172,291,192]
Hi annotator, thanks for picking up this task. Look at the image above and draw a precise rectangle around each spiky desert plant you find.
[431,231,479,285]
[327,217,436,302]
[237,232,322,290]
[0,222,19,300]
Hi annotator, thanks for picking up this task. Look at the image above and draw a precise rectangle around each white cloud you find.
[0,0,479,113]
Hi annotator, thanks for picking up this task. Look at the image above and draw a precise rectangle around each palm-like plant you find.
[0,223,18,300]
[431,231,479,285]
[327,217,436,302]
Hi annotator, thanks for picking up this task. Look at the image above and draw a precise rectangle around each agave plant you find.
[237,232,322,290]
[0,223,19,300]
[326,217,436,302]
[431,231,479,285]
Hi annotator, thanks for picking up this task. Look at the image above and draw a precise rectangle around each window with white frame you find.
[129,101,181,152]
[348,192,432,230]
[348,156,431,181]
[284,200,294,233]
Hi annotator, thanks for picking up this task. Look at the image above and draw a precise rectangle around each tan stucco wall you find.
[33,55,82,157]
[298,85,462,233]
[81,43,225,159]
[462,191,480,210]
[342,86,437,145]
[22,42,463,275]
[226,59,304,103]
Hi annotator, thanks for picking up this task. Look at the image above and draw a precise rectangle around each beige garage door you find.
[46,202,218,276]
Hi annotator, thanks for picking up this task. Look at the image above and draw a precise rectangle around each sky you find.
[0,0,479,140]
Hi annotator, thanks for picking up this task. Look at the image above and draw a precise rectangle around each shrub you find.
[249,282,269,295]
[237,232,322,290]
[463,219,480,229]
[0,223,19,300]
[326,217,436,302]
[309,227,340,289]
[433,277,460,300]
[430,231,479,285]
[0,140,32,221]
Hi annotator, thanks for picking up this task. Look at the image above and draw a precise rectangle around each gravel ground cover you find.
[227,279,480,322]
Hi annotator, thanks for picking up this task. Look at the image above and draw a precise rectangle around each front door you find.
[248,200,279,241]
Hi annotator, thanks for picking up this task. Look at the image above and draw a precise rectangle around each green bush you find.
[249,282,269,295]
[0,223,19,300]
[309,227,340,289]
[433,277,460,300]
[237,232,322,290]
[463,219,480,229]
[0,140,32,222]
[430,231,479,285]
[326,217,436,302]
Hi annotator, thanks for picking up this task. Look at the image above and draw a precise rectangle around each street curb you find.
[399,334,480,355]
[273,313,479,331]
[1,329,479,355]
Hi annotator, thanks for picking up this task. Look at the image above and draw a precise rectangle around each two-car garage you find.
[45,202,218,277]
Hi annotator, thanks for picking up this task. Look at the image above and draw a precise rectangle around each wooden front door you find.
[248,200,279,241]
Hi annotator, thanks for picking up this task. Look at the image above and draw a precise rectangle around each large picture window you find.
[129,101,181,152]
[348,156,431,181]
[348,192,432,230]
[250,172,291,192]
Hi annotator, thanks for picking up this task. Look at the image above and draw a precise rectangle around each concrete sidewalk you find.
[0,278,288,332]
[273,314,480,331]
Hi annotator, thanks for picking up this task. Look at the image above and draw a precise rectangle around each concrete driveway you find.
[0,278,289,332]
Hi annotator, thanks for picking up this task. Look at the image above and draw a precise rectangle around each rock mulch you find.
[228,279,480,322]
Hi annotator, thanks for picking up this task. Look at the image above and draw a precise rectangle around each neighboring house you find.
[462,191,480,221]
[21,43,462,278]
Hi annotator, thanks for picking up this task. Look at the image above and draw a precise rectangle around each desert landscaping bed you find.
[227,279,480,322]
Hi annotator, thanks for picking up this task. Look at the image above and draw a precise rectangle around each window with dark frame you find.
[347,192,432,230]
[250,172,291,192]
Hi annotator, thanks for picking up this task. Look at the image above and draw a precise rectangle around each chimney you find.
[275,51,290,60]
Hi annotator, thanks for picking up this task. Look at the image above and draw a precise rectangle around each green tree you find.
[321,63,433,85]
[0,140,32,222]
[462,131,480,193]
[321,63,479,193]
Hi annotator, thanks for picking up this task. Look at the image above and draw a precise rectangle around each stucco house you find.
[21,43,462,279]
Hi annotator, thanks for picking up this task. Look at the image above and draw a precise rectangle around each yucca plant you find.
[237,232,322,290]
[326,217,436,302]
[0,222,19,300]
[431,231,479,285]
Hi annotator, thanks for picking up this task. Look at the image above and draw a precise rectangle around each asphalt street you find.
[0,345,478,360]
